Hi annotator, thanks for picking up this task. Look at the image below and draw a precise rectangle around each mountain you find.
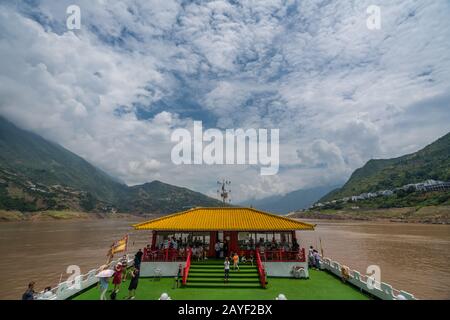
[0,116,223,214]
[241,185,339,214]
[320,132,450,203]
[119,181,224,214]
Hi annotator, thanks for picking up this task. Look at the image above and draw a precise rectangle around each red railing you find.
[255,250,267,288]
[258,248,306,262]
[182,248,192,286]
[143,248,187,262]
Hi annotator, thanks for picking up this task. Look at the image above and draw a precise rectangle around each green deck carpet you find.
[72,269,371,300]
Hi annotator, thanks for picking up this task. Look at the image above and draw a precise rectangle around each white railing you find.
[321,258,417,300]
[35,254,135,300]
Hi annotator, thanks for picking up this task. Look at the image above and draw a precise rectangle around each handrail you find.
[322,257,417,300]
[255,250,267,288]
[35,253,135,300]
[182,248,192,286]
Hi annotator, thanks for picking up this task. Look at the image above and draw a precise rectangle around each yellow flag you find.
[111,235,128,255]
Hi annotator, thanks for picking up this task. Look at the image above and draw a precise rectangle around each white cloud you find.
[0,0,449,202]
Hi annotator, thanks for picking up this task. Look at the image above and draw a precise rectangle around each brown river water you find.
[0,218,449,300]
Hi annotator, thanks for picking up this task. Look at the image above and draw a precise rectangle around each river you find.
[0,218,448,299]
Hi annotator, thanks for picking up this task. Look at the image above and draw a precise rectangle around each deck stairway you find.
[186,259,263,289]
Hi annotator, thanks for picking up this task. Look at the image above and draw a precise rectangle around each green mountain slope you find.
[320,132,450,202]
[121,181,224,214]
[0,116,222,214]
[0,116,126,204]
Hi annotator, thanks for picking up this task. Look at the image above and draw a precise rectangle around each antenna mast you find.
[217,179,231,205]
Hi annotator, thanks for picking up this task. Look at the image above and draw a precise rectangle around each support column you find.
[209,231,217,257]
[151,231,157,250]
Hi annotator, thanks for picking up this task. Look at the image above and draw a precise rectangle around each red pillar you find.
[291,231,296,241]
[230,231,239,253]
[151,231,157,250]
[209,231,217,257]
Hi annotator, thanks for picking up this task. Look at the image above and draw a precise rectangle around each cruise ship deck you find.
[71,266,371,300]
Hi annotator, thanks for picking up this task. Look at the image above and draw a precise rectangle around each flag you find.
[109,235,128,257]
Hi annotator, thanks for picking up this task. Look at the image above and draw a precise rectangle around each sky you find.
[0,0,449,202]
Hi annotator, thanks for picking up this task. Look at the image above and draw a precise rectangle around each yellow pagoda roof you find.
[133,207,315,231]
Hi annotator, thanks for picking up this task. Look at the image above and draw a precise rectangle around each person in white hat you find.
[276,293,287,300]
[158,292,171,300]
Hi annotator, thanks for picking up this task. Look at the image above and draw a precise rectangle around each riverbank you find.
[0,210,145,222]
[288,205,450,224]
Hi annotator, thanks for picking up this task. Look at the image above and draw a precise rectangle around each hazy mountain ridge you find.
[0,117,223,214]
[241,185,340,214]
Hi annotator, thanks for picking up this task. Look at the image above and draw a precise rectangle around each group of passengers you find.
[308,246,322,269]
[254,237,300,252]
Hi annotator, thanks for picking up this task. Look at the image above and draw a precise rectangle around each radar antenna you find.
[217,179,231,205]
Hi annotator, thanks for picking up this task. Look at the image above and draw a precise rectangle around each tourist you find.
[223,240,228,258]
[215,241,221,259]
[233,252,240,271]
[98,276,109,300]
[179,246,185,258]
[134,249,143,268]
[144,245,150,259]
[119,255,128,281]
[224,257,230,282]
[112,263,123,293]
[176,264,183,288]
[127,268,140,300]
[22,281,36,300]
[292,238,299,251]
[313,249,321,269]
[163,238,169,249]
[172,238,178,250]
[308,246,315,268]
[219,240,224,256]
[198,246,204,262]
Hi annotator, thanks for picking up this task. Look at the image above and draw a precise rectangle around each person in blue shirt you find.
[22,281,36,300]
[99,277,109,300]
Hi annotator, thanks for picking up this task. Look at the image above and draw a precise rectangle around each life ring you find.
[341,266,350,280]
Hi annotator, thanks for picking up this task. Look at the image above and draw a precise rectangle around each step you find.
[191,258,256,265]
[188,278,260,283]
[189,269,257,274]
[189,273,259,278]
[190,260,226,264]
[186,283,263,289]
[190,265,257,269]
